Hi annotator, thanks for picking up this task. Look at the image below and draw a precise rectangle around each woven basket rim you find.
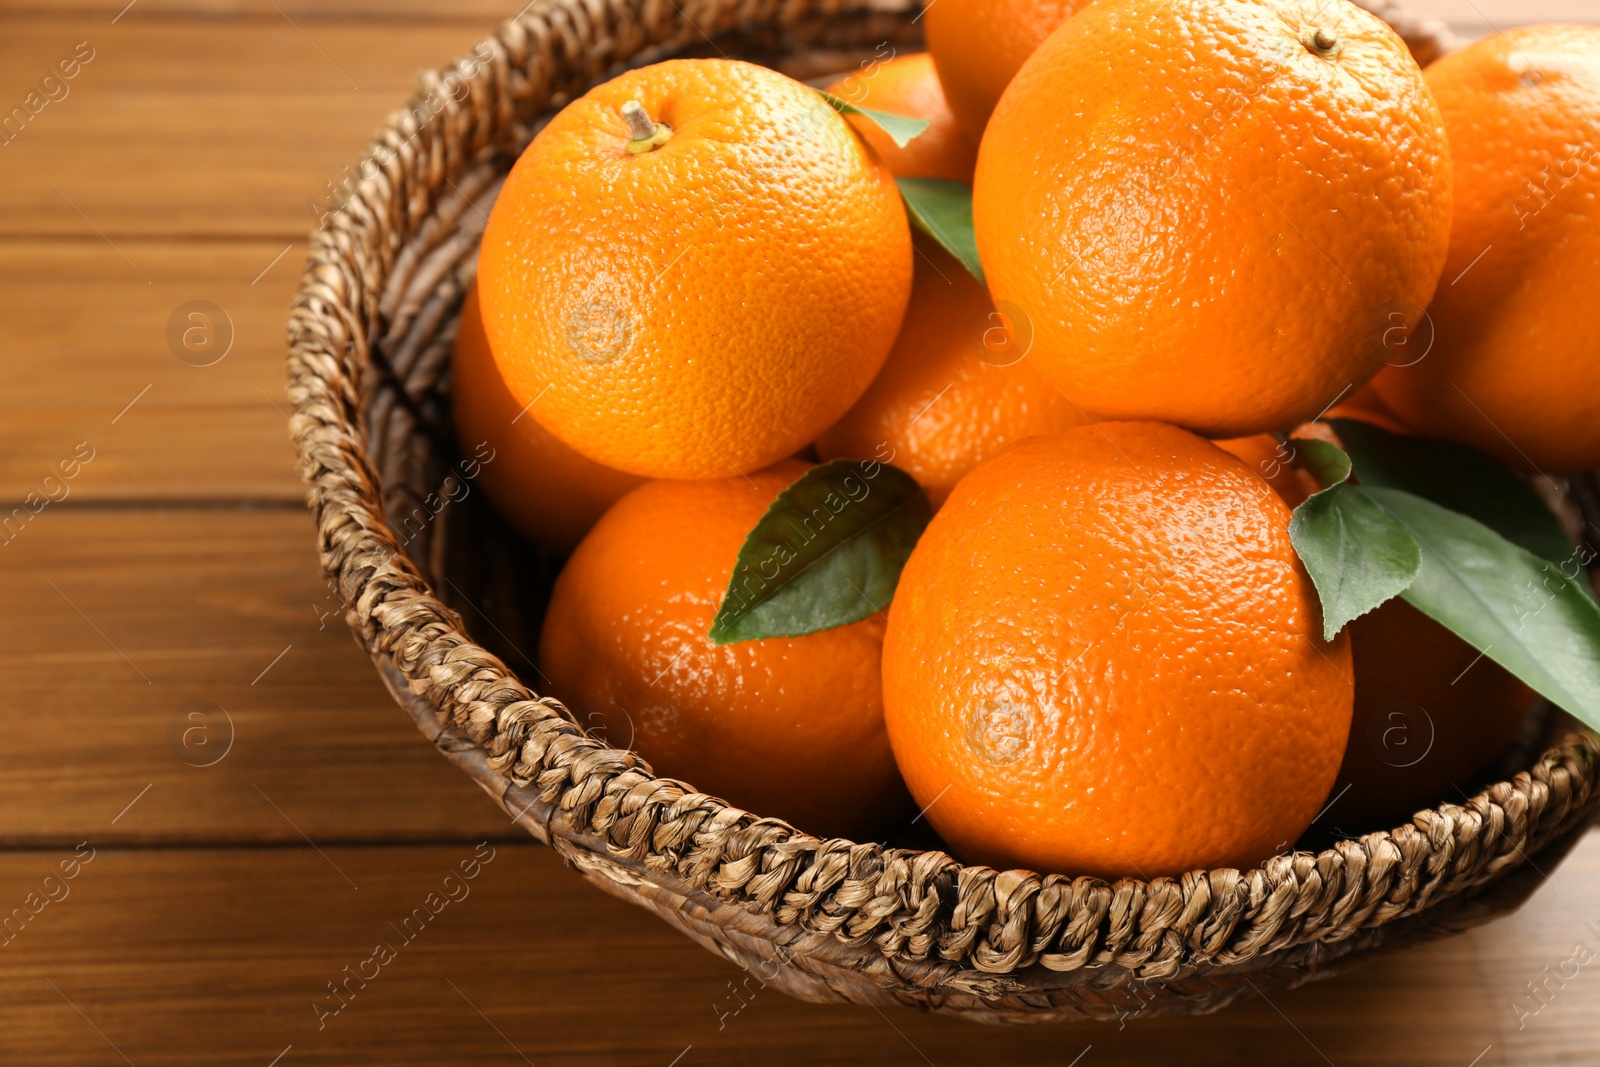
[285,0,1600,1006]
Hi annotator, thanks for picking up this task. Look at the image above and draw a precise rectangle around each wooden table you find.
[2,1,1595,1062]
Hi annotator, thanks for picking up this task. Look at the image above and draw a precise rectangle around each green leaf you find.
[1289,437,1600,726]
[708,459,933,645]
[1367,488,1600,728]
[1290,439,1420,640]
[814,88,930,149]
[1290,479,1422,642]
[1297,437,1353,490]
[896,178,985,285]
[1330,418,1573,565]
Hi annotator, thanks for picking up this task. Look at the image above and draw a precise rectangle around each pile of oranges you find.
[455,0,1599,878]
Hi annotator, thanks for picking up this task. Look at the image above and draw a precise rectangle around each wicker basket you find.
[286,0,1600,1023]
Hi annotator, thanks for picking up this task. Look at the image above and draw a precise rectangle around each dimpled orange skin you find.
[1214,434,1319,509]
[537,461,906,839]
[479,59,913,480]
[924,0,1084,141]
[826,53,978,181]
[815,242,1083,506]
[882,423,1353,877]
[973,0,1453,440]
[1220,410,1414,511]
[451,283,644,554]
[1369,25,1600,474]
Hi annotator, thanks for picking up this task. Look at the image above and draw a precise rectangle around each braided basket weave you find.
[287,0,1600,1023]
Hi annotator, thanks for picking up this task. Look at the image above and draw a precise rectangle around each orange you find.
[451,282,643,553]
[826,53,977,181]
[1326,385,1412,436]
[973,0,1453,440]
[1217,403,1420,511]
[1368,25,1600,474]
[538,461,906,838]
[1214,434,1319,509]
[924,0,1084,141]
[1329,598,1534,831]
[882,422,1353,877]
[479,59,913,480]
[815,241,1083,506]
[1183,419,1534,834]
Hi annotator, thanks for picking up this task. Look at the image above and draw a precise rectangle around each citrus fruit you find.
[973,0,1453,440]
[1229,411,1530,834]
[1330,597,1534,830]
[479,58,913,480]
[1214,434,1319,508]
[924,0,1083,141]
[827,52,977,181]
[451,282,643,553]
[1368,24,1600,474]
[815,241,1083,506]
[1327,385,1411,436]
[882,422,1353,877]
[538,461,905,838]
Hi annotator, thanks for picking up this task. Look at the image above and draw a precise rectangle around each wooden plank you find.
[12,0,517,20]
[0,239,315,502]
[0,508,516,845]
[0,836,1596,1065]
[0,19,493,238]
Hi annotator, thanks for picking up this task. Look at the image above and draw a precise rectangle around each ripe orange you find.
[815,241,1083,506]
[826,53,977,181]
[973,0,1453,440]
[1368,24,1600,474]
[451,282,643,553]
[1330,598,1534,830]
[538,461,906,838]
[1213,434,1319,509]
[1217,405,1419,512]
[1197,421,1533,833]
[1327,385,1411,436]
[883,422,1353,877]
[924,0,1083,141]
[479,59,913,480]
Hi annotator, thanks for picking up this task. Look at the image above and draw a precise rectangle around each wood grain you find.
[0,240,313,502]
[1,839,1596,1065]
[12,0,519,20]
[0,19,490,238]
[0,509,514,845]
